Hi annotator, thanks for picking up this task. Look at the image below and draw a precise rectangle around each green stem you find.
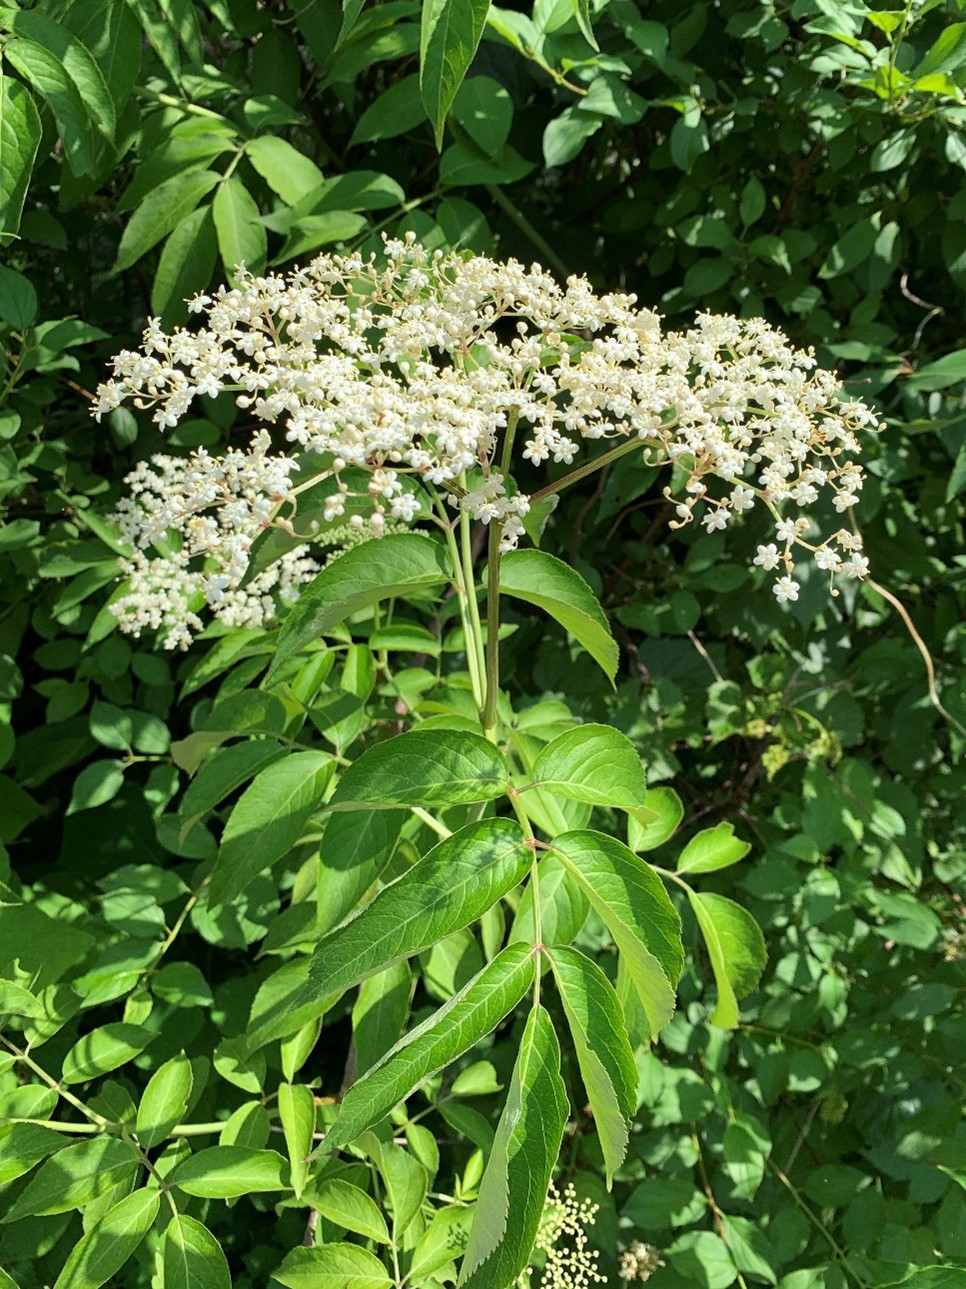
[434,490,485,711]
[133,86,225,121]
[458,497,488,718]
[1,1039,109,1127]
[481,523,502,736]
[508,794,542,1007]
[766,1157,868,1288]
[484,184,571,280]
[529,435,651,507]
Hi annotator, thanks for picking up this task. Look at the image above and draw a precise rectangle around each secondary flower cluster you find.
[96,235,878,645]
[518,1183,604,1289]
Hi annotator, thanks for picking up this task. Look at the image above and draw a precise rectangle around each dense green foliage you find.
[1,2,965,1288]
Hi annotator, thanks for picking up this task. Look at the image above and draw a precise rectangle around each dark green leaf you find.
[208,750,334,906]
[272,1246,391,1289]
[322,943,534,1154]
[546,945,636,1186]
[312,1178,390,1243]
[3,1136,139,1221]
[162,1213,231,1289]
[151,204,218,323]
[552,830,682,1037]
[136,1052,192,1149]
[329,729,509,810]
[52,1186,160,1289]
[420,0,491,148]
[300,818,529,1008]
[267,535,450,683]
[213,176,267,276]
[0,1122,68,1186]
[459,1006,568,1289]
[499,549,618,683]
[61,1023,155,1084]
[4,36,95,174]
[530,724,645,809]
[114,170,220,272]
[170,1145,288,1198]
[0,72,42,237]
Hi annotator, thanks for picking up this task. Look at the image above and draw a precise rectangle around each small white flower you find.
[701,507,729,532]
[729,484,755,512]
[814,547,841,572]
[773,576,800,603]
[842,554,869,579]
[754,543,781,571]
[776,518,798,543]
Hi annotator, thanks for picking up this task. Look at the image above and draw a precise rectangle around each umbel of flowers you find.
[95,234,878,649]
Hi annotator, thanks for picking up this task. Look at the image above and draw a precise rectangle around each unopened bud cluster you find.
[96,235,878,646]
[518,1183,605,1289]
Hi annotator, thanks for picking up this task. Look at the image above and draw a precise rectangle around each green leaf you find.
[277,1082,315,1199]
[677,821,751,874]
[0,265,37,329]
[162,1213,231,1289]
[329,729,509,810]
[178,739,285,843]
[267,534,450,683]
[913,22,966,78]
[907,347,966,392]
[245,135,325,205]
[322,943,534,1154]
[627,787,684,852]
[0,976,45,1017]
[353,959,413,1076]
[3,10,114,139]
[818,215,877,279]
[312,1178,390,1243]
[571,0,598,49]
[0,72,42,238]
[300,818,530,1008]
[452,76,513,156]
[151,203,218,322]
[546,945,636,1186]
[3,36,95,175]
[3,1136,139,1221]
[61,1023,156,1084]
[552,830,682,1037]
[213,176,267,276]
[318,806,405,936]
[459,1006,568,1289]
[170,1145,288,1198]
[420,0,491,148]
[53,1186,160,1289]
[136,1052,193,1149]
[499,549,618,684]
[530,724,645,810]
[543,106,604,168]
[271,1246,391,1289]
[686,891,767,1029]
[114,170,220,272]
[208,750,334,905]
[364,1134,427,1235]
[0,1122,68,1186]
[66,759,125,814]
[348,74,426,145]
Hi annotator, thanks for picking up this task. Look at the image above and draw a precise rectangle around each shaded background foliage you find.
[0,0,964,1286]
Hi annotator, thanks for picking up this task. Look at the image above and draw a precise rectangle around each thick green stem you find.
[434,491,486,711]
[458,500,488,718]
[481,524,502,736]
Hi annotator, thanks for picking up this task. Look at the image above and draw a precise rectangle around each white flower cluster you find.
[111,431,319,650]
[518,1183,605,1289]
[95,234,878,644]
[618,1241,665,1283]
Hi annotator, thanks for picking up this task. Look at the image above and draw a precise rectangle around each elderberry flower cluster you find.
[111,432,319,650]
[517,1183,605,1289]
[96,235,878,645]
[617,1241,665,1283]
